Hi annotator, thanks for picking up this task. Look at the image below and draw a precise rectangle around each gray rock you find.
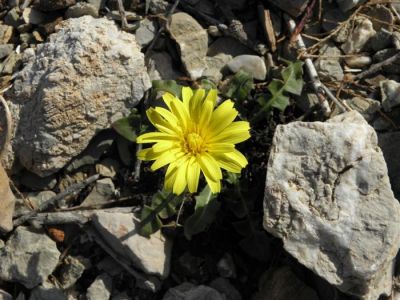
[0,227,60,288]
[0,25,13,44]
[148,0,170,14]
[59,256,89,289]
[37,0,76,11]
[210,278,241,300]
[336,0,367,12]
[87,273,112,300]
[135,18,157,48]
[227,55,267,80]
[338,97,380,121]
[0,52,21,75]
[14,190,55,218]
[146,51,182,81]
[92,211,172,278]
[369,28,393,52]
[0,290,12,300]
[0,165,15,233]
[253,266,318,300]
[0,45,13,60]
[81,178,115,206]
[207,37,254,57]
[344,55,371,68]
[378,132,400,199]
[263,111,400,299]
[342,17,376,54]
[380,79,400,112]
[268,0,308,17]
[95,158,120,178]
[22,8,46,25]
[169,12,208,80]
[203,53,231,83]
[315,43,343,81]
[163,283,225,300]
[7,16,150,176]
[29,282,66,300]
[65,3,99,18]
[4,8,23,28]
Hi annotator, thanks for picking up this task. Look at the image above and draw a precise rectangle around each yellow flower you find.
[136,87,251,195]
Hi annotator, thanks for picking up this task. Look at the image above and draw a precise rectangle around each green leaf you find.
[224,70,254,101]
[151,190,183,219]
[139,205,163,237]
[281,60,304,96]
[184,186,221,240]
[199,78,217,91]
[111,109,141,142]
[152,80,182,98]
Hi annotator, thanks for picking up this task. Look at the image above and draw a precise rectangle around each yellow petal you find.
[211,150,247,173]
[136,132,179,143]
[204,175,221,194]
[173,157,189,195]
[197,153,222,182]
[204,89,217,107]
[164,163,178,191]
[198,98,214,130]
[137,148,160,161]
[170,98,190,131]
[182,86,193,110]
[152,141,176,153]
[146,108,176,135]
[224,150,248,167]
[207,143,235,153]
[207,100,238,136]
[208,121,251,144]
[154,107,178,126]
[187,157,200,193]
[162,92,175,110]
[189,89,205,121]
[151,150,181,171]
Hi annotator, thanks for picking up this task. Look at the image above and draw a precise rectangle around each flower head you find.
[137,87,250,195]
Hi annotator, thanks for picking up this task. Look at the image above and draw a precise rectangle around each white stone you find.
[380,79,400,112]
[6,16,150,176]
[86,273,112,300]
[227,55,267,80]
[263,111,400,299]
[92,211,172,278]
[342,18,376,54]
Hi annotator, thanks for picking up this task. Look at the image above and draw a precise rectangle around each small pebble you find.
[227,55,267,80]
[345,55,372,68]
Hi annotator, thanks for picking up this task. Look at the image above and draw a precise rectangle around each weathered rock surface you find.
[168,12,208,80]
[6,16,150,176]
[227,55,267,81]
[81,177,115,206]
[146,51,182,81]
[29,282,66,300]
[342,18,376,54]
[92,211,172,278]
[315,43,344,81]
[380,79,400,112]
[263,111,400,299]
[0,227,60,288]
[0,165,15,233]
[86,273,112,300]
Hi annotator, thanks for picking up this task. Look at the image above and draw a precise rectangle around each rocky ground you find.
[0,0,400,299]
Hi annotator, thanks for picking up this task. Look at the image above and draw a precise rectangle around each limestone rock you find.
[92,211,172,278]
[315,43,343,81]
[7,16,150,176]
[0,227,60,288]
[263,111,400,299]
[380,79,400,112]
[342,18,376,54]
[227,55,267,81]
[86,273,112,300]
[169,12,208,80]
[135,18,157,48]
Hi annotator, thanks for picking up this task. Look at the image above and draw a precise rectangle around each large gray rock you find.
[315,43,343,81]
[0,227,60,288]
[263,111,400,299]
[92,211,172,278]
[168,12,208,80]
[6,16,150,176]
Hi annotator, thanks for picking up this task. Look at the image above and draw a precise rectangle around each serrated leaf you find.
[112,109,141,142]
[139,205,163,237]
[281,60,304,95]
[152,80,182,98]
[184,186,220,240]
[224,70,254,101]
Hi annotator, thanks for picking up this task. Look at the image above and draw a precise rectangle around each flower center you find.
[184,132,206,154]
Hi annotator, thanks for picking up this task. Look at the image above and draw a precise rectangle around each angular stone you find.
[7,16,150,176]
[380,79,400,112]
[0,44,13,60]
[227,55,267,80]
[59,256,89,289]
[263,111,400,299]
[86,273,112,300]
[0,25,13,44]
[65,3,99,18]
[92,211,172,278]
[81,178,115,206]
[315,43,343,81]
[0,227,60,288]
[342,18,376,54]
[135,18,157,48]
[169,12,208,80]
[22,8,46,25]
